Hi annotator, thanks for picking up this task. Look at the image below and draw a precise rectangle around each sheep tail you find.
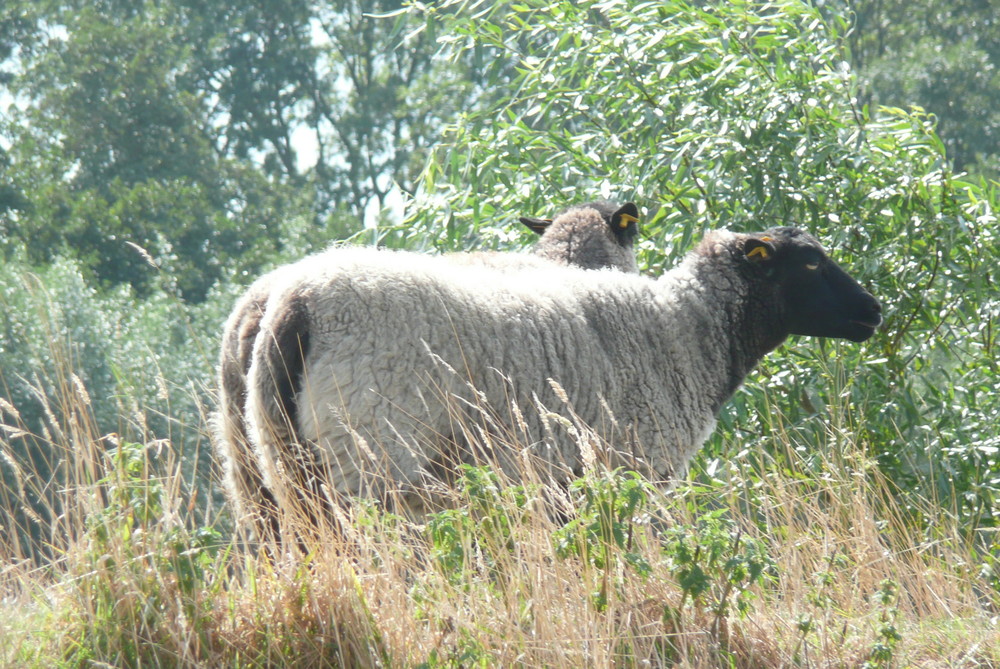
[249,293,311,451]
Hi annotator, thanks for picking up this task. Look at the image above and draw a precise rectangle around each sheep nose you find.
[864,297,883,327]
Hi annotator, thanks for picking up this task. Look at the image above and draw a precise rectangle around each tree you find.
[0,0,484,299]
[187,0,486,217]
[1,3,313,300]
[847,0,1000,178]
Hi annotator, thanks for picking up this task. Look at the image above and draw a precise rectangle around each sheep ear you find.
[610,202,640,244]
[519,216,553,235]
[744,237,775,263]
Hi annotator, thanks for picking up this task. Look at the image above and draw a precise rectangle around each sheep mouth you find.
[846,317,881,341]
[850,316,882,330]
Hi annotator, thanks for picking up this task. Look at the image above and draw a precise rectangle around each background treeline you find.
[0,0,998,555]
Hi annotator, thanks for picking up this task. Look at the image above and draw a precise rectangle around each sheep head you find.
[741,227,882,343]
[519,201,640,247]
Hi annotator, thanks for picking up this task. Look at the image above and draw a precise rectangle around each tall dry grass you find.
[1,357,997,668]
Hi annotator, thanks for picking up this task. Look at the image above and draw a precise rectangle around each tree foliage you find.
[848,0,1000,178]
[2,2,313,300]
[0,0,481,299]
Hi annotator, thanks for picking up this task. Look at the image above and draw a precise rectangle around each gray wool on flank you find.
[245,228,878,511]
[213,201,641,529]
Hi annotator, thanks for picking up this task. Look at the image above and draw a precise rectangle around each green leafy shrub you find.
[408,0,1000,541]
[862,579,903,669]
[553,469,653,610]
[64,439,221,666]
[426,465,530,586]
[661,510,774,619]
[0,250,237,559]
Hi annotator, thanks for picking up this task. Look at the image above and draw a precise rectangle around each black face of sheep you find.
[742,227,882,343]
[520,201,640,247]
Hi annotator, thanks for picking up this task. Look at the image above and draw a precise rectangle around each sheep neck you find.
[661,253,788,414]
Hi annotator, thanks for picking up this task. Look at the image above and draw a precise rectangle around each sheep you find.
[447,200,640,271]
[245,226,881,518]
[519,200,640,272]
[214,201,642,538]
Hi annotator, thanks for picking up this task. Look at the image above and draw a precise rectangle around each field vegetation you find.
[1,0,998,665]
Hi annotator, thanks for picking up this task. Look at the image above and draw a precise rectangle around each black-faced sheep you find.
[246,227,881,515]
[214,201,642,537]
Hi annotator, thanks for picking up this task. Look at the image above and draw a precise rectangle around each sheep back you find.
[246,248,725,507]
[213,271,284,532]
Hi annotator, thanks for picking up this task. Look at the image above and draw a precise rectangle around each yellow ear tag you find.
[618,213,639,228]
[747,245,770,260]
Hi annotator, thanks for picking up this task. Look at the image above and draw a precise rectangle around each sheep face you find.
[742,227,882,343]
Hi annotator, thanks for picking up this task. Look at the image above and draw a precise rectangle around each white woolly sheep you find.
[246,227,881,518]
[214,201,642,537]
